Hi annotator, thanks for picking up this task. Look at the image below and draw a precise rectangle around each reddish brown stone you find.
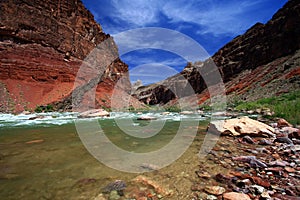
[277,118,293,128]
[251,176,271,188]
[223,192,251,200]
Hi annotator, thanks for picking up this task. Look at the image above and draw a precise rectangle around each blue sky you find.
[82,0,288,85]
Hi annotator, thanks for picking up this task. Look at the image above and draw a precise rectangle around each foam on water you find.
[0,111,210,128]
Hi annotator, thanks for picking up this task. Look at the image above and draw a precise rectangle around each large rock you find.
[78,109,109,118]
[0,0,132,113]
[223,192,251,200]
[208,116,275,137]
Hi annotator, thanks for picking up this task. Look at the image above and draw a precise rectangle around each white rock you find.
[208,116,275,137]
[78,109,109,118]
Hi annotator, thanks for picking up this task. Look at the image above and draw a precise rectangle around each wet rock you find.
[137,116,157,120]
[287,128,300,139]
[261,191,271,199]
[215,173,233,184]
[191,184,203,191]
[109,190,120,200]
[133,175,171,197]
[102,180,126,195]
[195,170,211,179]
[284,166,296,173]
[258,139,272,145]
[25,139,44,144]
[180,111,194,115]
[222,192,251,200]
[268,160,289,167]
[274,137,293,144]
[233,156,267,168]
[236,179,251,187]
[255,148,270,154]
[277,118,293,128]
[78,109,109,118]
[209,117,275,137]
[292,139,300,144]
[204,186,225,195]
[161,112,170,115]
[250,185,265,194]
[28,116,44,120]
[265,167,282,173]
[242,136,255,144]
[206,195,218,200]
[251,176,271,188]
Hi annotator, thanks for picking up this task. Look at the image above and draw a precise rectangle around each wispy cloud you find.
[88,0,284,36]
[130,63,179,85]
[113,27,210,62]
[161,0,264,36]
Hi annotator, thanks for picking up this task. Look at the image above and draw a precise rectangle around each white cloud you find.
[161,0,263,36]
[101,0,270,36]
[110,0,162,26]
[122,54,187,68]
[113,27,210,61]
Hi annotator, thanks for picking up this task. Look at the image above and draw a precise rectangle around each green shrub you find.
[234,90,300,125]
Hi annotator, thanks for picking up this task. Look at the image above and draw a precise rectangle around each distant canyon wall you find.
[133,0,300,105]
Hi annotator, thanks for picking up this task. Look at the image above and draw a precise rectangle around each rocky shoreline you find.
[93,116,300,200]
[192,117,300,200]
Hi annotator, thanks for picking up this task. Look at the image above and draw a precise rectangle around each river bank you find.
[0,111,299,199]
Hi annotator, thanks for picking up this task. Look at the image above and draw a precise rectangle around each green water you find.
[0,119,210,199]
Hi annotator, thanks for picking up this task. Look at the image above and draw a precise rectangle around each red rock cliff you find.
[0,0,131,112]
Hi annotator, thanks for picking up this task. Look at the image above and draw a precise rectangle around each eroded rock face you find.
[133,0,300,105]
[0,0,131,112]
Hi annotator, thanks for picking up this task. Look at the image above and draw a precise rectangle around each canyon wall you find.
[0,0,132,112]
[134,0,300,105]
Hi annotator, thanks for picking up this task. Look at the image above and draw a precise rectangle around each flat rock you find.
[137,116,157,120]
[223,192,251,200]
[180,111,194,115]
[78,109,109,118]
[204,186,226,195]
[208,116,275,137]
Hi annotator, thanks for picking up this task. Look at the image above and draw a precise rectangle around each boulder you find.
[223,192,251,200]
[78,109,109,118]
[180,111,194,115]
[137,116,157,120]
[208,116,275,137]
[277,118,293,128]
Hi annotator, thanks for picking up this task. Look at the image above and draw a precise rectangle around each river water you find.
[0,112,227,199]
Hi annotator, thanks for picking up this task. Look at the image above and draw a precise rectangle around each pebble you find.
[261,191,271,199]
[268,160,289,167]
[204,186,226,195]
[196,170,211,178]
[206,195,218,200]
[258,139,272,145]
[285,166,296,173]
[242,136,255,144]
[250,185,265,194]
